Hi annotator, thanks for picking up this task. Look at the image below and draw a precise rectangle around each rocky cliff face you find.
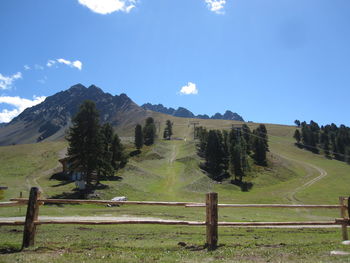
[141,103,244,121]
[0,84,145,145]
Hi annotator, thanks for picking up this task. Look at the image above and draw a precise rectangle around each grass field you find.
[1,118,350,262]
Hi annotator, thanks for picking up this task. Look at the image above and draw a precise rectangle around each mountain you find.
[141,103,244,121]
[0,84,149,146]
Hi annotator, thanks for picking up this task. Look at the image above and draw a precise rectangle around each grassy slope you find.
[1,118,350,262]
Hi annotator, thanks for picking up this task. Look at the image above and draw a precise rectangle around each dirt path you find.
[169,144,177,164]
[274,153,328,204]
[24,147,67,194]
[163,143,179,195]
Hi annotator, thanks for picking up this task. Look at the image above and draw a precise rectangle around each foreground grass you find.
[1,224,350,263]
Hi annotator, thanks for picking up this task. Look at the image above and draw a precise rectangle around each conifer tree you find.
[205,130,225,180]
[293,129,301,145]
[345,147,350,165]
[242,124,252,154]
[163,120,173,140]
[98,123,114,178]
[229,129,249,182]
[252,126,268,166]
[134,124,143,150]
[143,117,156,146]
[111,133,127,170]
[67,100,103,186]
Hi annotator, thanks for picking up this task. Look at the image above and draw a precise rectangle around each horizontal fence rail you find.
[10,198,203,206]
[1,219,348,227]
[0,201,23,207]
[9,199,344,209]
[186,204,343,209]
[2,187,350,251]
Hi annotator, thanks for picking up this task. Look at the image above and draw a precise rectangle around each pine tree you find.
[242,124,252,154]
[256,124,269,151]
[98,123,114,179]
[196,127,208,157]
[205,130,225,180]
[163,120,173,140]
[293,129,301,145]
[252,126,268,166]
[222,130,229,173]
[345,147,350,165]
[111,133,127,170]
[320,131,330,157]
[229,129,249,182]
[143,117,156,146]
[67,100,103,186]
[134,124,143,150]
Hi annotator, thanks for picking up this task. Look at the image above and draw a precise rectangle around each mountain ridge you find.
[141,103,244,121]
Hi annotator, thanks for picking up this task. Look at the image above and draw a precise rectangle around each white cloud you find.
[72,60,82,70]
[47,60,56,67]
[78,0,137,14]
[56,58,83,70]
[0,72,22,90]
[179,82,198,95]
[24,65,31,70]
[0,95,46,123]
[205,0,226,14]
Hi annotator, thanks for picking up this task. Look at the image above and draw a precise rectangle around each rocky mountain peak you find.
[0,84,142,145]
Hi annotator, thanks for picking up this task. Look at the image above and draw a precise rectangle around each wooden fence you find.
[0,187,349,251]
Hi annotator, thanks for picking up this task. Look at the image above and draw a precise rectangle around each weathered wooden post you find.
[22,187,41,249]
[206,192,218,251]
[339,197,348,241]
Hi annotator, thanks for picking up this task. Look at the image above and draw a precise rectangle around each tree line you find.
[195,124,269,183]
[293,120,350,164]
[134,118,173,152]
[67,100,127,186]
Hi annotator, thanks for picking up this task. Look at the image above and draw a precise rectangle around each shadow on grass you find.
[199,162,230,182]
[0,245,21,254]
[130,150,141,157]
[231,179,253,192]
[99,175,122,182]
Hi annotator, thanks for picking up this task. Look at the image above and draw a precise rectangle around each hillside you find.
[1,118,350,262]
[1,117,349,210]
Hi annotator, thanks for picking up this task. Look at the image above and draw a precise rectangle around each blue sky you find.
[0,0,350,125]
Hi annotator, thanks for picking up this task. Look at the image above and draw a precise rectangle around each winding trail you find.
[24,147,67,194]
[163,143,179,195]
[274,153,328,204]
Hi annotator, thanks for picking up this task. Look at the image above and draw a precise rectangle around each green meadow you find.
[1,119,350,262]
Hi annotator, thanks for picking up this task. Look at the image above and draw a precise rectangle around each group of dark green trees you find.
[195,124,269,183]
[293,120,350,164]
[67,100,127,186]
[163,120,173,140]
[134,117,157,151]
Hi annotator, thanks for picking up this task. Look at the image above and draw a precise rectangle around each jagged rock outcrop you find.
[141,103,244,121]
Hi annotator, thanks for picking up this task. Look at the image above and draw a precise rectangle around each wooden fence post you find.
[206,192,218,251]
[339,197,348,241]
[22,187,41,249]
